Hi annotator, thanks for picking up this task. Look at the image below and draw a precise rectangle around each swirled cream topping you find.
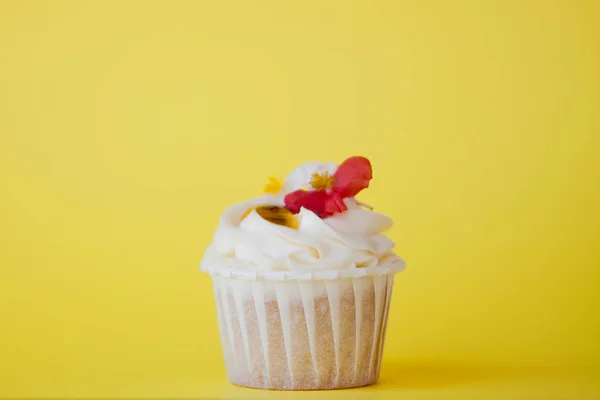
[200,161,403,274]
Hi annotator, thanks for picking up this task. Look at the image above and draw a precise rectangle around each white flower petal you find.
[283,161,338,193]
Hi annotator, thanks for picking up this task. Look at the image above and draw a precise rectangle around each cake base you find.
[211,274,395,390]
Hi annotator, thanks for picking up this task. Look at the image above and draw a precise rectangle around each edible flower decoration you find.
[284,156,372,218]
[263,176,283,194]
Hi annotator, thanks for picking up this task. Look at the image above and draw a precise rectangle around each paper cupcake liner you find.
[211,271,396,390]
[202,260,405,281]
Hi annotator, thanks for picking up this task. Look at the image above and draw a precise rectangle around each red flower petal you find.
[332,156,373,198]
[324,192,347,215]
[284,189,329,216]
[284,189,348,218]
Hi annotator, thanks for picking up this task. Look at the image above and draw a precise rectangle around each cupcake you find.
[200,156,405,390]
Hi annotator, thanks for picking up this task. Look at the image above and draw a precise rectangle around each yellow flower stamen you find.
[263,176,283,194]
[310,172,334,191]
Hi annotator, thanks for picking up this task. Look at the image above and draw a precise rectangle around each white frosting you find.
[200,162,405,278]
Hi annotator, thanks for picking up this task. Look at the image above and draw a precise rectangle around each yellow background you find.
[1,1,599,398]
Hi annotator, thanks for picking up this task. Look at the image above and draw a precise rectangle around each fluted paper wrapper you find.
[210,273,396,390]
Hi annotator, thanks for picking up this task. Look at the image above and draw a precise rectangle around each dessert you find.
[200,156,405,390]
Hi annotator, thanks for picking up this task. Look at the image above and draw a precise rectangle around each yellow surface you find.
[1,0,599,398]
